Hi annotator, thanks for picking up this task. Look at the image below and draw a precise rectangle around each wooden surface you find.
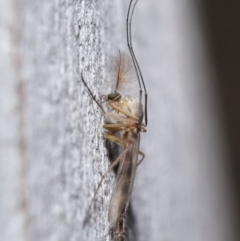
[0,0,239,241]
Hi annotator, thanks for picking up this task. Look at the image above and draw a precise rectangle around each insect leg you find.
[127,0,148,125]
[108,102,138,121]
[83,134,133,226]
[104,133,132,147]
[137,151,145,166]
[103,123,134,129]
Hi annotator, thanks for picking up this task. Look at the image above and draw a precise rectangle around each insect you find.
[81,0,147,240]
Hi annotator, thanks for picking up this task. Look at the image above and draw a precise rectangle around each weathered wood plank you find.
[0,0,239,241]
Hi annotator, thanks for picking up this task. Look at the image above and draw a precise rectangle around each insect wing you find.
[108,132,140,225]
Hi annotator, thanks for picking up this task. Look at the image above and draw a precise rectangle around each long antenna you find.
[126,0,148,126]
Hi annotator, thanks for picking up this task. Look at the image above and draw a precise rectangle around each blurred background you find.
[0,0,240,241]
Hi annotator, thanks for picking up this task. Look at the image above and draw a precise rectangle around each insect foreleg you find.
[109,102,138,121]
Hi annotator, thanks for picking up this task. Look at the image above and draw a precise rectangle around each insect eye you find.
[108,92,121,101]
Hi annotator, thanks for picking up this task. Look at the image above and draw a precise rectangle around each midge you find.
[81,0,148,238]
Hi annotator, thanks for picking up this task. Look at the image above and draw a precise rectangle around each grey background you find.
[0,0,239,241]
